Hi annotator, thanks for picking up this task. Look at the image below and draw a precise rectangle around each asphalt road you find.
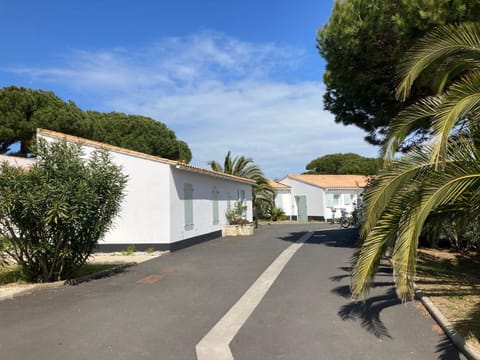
[0,224,464,359]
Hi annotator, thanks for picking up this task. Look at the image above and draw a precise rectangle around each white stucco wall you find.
[169,168,253,243]
[279,177,326,218]
[0,155,36,168]
[324,189,363,220]
[274,189,293,219]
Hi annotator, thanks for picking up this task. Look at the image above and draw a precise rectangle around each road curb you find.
[0,262,137,301]
[415,288,480,360]
[66,262,137,285]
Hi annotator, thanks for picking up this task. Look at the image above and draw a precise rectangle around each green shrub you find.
[267,206,286,222]
[0,237,10,267]
[225,202,249,225]
[122,244,137,256]
[0,140,127,282]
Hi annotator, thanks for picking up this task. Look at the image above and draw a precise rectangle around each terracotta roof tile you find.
[286,174,369,188]
[267,178,290,189]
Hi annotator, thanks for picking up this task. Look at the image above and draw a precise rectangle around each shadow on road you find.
[337,287,401,339]
[308,229,358,248]
[329,261,465,358]
[330,265,392,283]
[277,228,359,249]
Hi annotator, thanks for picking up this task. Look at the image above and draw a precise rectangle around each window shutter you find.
[212,188,219,225]
[326,193,334,207]
[184,183,194,231]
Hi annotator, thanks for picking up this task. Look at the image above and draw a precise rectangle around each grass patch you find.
[0,265,27,285]
[0,263,115,285]
[416,249,480,351]
[70,263,116,278]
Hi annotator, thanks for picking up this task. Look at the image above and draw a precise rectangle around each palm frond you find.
[361,148,432,239]
[352,187,410,298]
[208,160,223,173]
[429,70,480,163]
[397,22,480,101]
[382,96,441,161]
[355,136,480,300]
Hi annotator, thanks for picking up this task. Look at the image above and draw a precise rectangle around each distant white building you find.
[35,129,255,251]
[0,154,36,168]
[277,174,368,222]
[267,179,293,219]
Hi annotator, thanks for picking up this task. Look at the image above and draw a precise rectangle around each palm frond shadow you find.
[307,229,358,248]
[436,335,463,360]
[337,288,401,339]
[277,231,310,243]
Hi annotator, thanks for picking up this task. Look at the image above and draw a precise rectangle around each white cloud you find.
[6,31,378,178]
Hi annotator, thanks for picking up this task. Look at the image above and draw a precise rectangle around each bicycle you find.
[340,212,358,228]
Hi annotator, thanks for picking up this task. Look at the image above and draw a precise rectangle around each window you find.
[238,189,246,203]
[212,187,219,225]
[184,183,194,231]
[326,193,334,207]
[238,189,247,216]
[227,192,232,210]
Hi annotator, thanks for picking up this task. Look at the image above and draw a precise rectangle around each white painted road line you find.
[195,231,314,360]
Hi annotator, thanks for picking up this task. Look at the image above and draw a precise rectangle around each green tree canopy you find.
[0,86,192,162]
[305,153,380,175]
[317,0,480,147]
[209,151,275,222]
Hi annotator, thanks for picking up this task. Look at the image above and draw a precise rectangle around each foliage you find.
[121,244,137,256]
[0,140,127,282]
[209,151,275,221]
[0,86,192,162]
[0,237,10,267]
[317,0,480,147]
[353,138,480,301]
[0,265,27,284]
[208,151,264,179]
[225,202,249,225]
[305,153,380,175]
[266,206,286,222]
[420,210,480,252]
[0,263,115,285]
[145,247,155,254]
[86,111,192,162]
[352,23,480,301]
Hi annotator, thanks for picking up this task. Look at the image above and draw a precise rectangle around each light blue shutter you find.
[227,192,231,210]
[240,190,246,216]
[212,188,219,225]
[184,183,194,231]
[326,193,334,207]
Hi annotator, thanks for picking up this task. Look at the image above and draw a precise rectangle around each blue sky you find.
[1,0,378,178]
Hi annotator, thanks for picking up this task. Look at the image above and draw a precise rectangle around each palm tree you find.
[208,151,275,224]
[352,23,480,301]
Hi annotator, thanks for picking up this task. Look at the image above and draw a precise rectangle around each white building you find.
[267,179,293,219]
[0,154,36,168]
[37,129,255,251]
[277,174,368,222]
